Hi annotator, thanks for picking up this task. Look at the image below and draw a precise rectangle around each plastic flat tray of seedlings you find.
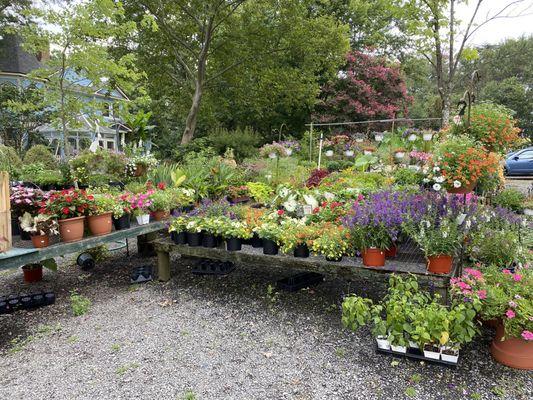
[192,259,235,276]
[375,345,459,368]
[0,291,55,314]
[277,272,324,292]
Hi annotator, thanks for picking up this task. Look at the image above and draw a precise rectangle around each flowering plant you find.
[254,221,284,244]
[111,193,132,218]
[217,216,252,239]
[19,212,59,236]
[309,224,352,260]
[468,227,525,268]
[404,215,463,257]
[409,150,431,164]
[43,189,90,219]
[279,220,319,253]
[259,142,287,158]
[306,201,347,223]
[87,193,116,216]
[168,215,188,234]
[10,186,45,216]
[125,152,158,176]
[227,185,249,199]
[129,192,153,216]
[279,140,301,154]
[148,190,173,212]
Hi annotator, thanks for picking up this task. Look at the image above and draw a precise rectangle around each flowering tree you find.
[315,51,412,124]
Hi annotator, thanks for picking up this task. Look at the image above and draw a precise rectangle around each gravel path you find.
[0,245,531,400]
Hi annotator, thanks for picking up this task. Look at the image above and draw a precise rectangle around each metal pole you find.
[317,132,324,170]
[309,122,313,162]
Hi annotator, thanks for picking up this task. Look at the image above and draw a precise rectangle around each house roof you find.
[0,35,41,74]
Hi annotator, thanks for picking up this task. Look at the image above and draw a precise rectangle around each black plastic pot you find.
[0,301,7,314]
[113,213,131,230]
[186,232,202,247]
[77,253,95,270]
[226,237,242,252]
[263,239,279,255]
[19,224,31,240]
[202,233,217,248]
[20,294,32,309]
[11,216,20,236]
[250,234,263,248]
[293,243,309,258]
[32,293,44,307]
[326,256,343,262]
[171,231,187,245]
[44,292,55,305]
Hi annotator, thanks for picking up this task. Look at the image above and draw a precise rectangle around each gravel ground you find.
[0,243,531,400]
[505,177,532,195]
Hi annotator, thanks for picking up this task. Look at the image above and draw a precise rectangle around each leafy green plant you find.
[491,188,525,213]
[246,181,273,204]
[70,290,91,316]
[0,145,23,178]
[393,168,424,186]
[148,190,173,212]
[403,217,462,257]
[69,149,127,184]
[217,216,252,239]
[87,193,116,215]
[309,224,352,260]
[469,228,524,267]
[23,145,57,169]
[207,126,261,161]
[254,221,283,244]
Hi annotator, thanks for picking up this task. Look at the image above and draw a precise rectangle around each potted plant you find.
[200,216,224,248]
[254,222,283,255]
[309,224,351,262]
[112,193,132,230]
[362,145,375,156]
[19,212,58,248]
[149,190,172,221]
[523,199,533,216]
[440,302,479,364]
[44,189,89,242]
[322,139,335,157]
[168,216,188,244]
[129,192,153,225]
[393,147,406,160]
[87,194,115,236]
[126,152,158,177]
[227,185,250,204]
[10,185,45,240]
[219,217,252,251]
[185,216,203,246]
[22,263,43,283]
[280,222,318,258]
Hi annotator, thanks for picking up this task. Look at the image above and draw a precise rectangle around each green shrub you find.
[23,145,57,169]
[207,126,261,161]
[70,291,91,316]
[20,163,64,186]
[0,145,23,178]
[69,149,126,184]
[492,188,525,212]
[326,160,353,172]
[393,168,424,186]
[172,138,216,163]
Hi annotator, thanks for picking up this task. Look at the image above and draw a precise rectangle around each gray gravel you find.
[0,244,531,400]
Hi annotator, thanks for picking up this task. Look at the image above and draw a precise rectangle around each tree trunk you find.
[441,93,451,127]
[181,81,203,145]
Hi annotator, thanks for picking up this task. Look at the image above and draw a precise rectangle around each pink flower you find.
[513,274,522,282]
[508,301,517,308]
[457,281,471,291]
[515,294,522,299]
[465,268,483,280]
[521,331,533,341]
[477,290,487,300]
[502,269,511,275]
[505,309,516,319]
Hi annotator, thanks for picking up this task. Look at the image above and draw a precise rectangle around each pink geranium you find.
[521,331,533,341]
[505,309,516,319]
[477,290,487,300]
[513,274,522,282]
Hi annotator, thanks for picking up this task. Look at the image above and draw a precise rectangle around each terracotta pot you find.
[87,213,113,236]
[447,179,477,194]
[22,264,43,283]
[362,248,385,267]
[152,210,169,221]
[30,234,50,248]
[385,245,398,258]
[491,324,533,370]
[58,216,85,243]
[427,254,453,274]
[134,163,146,177]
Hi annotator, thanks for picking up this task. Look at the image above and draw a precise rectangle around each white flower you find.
[465,220,471,229]
[442,231,448,238]
[453,180,462,188]
[422,167,429,174]
[456,213,466,225]
[434,176,445,183]
[433,183,442,191]
[324,192,335,201]
[453,115,462,125]
[423,220,431,228]
[433,166,440,172]
[422,178,430,183]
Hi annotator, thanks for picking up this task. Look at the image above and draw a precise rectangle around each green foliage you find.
[0,145,23,178]
[326,160,353,172]
[246,181,273,204]
[20,164,64,186]
[146,163,182,187]
[85,245,109,263]
[393,168,423,186]
[69,149,126,184]
[469,228,524,267]
[70,291,91,316]
[491,189,525,213]
[207,127,261,161]
[148,190,173,212]
[23,145,57,170]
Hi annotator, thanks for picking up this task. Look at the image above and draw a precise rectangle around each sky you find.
[456,0,533,45]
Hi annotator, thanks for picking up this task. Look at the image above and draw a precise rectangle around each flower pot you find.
[226,237,242,252]
[326,256,343,262]
[363,150,373,156]
[186,232,202,247]
[480,317,500,329]
[202,233,217,248]
[136,214,150,225]
[87,212,113,236]
[152,210,169,221]
[134,163,146,177]
[385,245,398,258]
[390,344,407,354]
[441,346,459,364]
[394,152,405,159]
[325,150,334,157]
[293,243,309,258]
[263,239,279,255]
[376,336,390,350]
[171,231,187,245]
[58,216,85,243]
[30,234,50,248]
[361,248,385,267]
[113,213,131,230]
[19,222,31,240]
[491,323,533,370]
[250,234,263,248]
[427,254,453,274]
[423,344,441,360]
[524,208,533,217]
[447,179,477,194]
[22,264,43,283]
[11,217,20,236]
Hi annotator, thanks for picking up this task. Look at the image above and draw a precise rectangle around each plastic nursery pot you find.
[326,256,343,262]
[113,213,131,231]
[87,212,113,236]
[440,346,459,364]
[390,344,407,354]
[11,217,20,236]
[152,210,169,221]
[202,233,217,248]
[250,234,263,248]
[446,179,477,194]
[22,264,43,283]
[361,248,385,267]
[58,216,85,243]
[135,214,150,225]
[385,245,398,258]
[30,234,49,249]
[226,237,242,252]
[77,252,95,270]
[19,223,31,240]
[427,254,453,274]
[293,243,310,258]
[491,324,533,370]
[171,231,187,245]
[186,232,202,247]
[423,344,441,360]
[262,239,279,255]
[376,336,390,350]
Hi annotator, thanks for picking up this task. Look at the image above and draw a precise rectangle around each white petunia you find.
[434,176,445,183]
[453,180,461,188]
[422,178,430,183]
[433,183,442,191]
[433,166,440,172]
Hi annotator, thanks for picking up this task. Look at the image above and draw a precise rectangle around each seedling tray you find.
[0,291,55,314]
[131,265,153,283]
[192,259,235,275]
[375,345,458,368]
[277,272,324,292]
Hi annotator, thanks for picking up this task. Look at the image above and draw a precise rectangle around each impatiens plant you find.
[43,189,90,219]
[112,193,132,219]
[87,193,116,216]
[10,186,45,216]
[129,192,153,216]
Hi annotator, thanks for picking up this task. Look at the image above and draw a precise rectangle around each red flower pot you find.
[87,213,113,236]
[31,234,50,248]
[447,179,477,194]
[58,216,85,243]
[362,248,385,267]
[385,245,397,258]
[22,264,43,283]
[427,254,453,274]
[152,210,169,221]
[491,324,533,370]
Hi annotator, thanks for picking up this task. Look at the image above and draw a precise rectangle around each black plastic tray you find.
[376,345,458,367]
[277,272,324,292]
[0,291,55,314]
[192,259,235,275]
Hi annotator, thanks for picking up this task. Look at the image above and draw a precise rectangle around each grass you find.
[115,362,139,376]
[9,324,62,354]
[405,387,417,398]
[67,335,79,344]
[70,290,92,316]
[180,390,197,400]
[334,347,346,358]
[111,343,121,353]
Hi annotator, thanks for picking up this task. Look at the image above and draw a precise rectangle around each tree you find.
[0,0,30,31]
[315,51,412,124]
[20,0,140,158]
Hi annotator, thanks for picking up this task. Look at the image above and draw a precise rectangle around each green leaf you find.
[41,258,57,272]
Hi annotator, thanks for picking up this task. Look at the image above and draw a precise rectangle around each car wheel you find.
[503,166,509,176]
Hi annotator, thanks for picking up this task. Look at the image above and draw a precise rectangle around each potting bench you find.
[0,221,167,271]
[152,238,458,301]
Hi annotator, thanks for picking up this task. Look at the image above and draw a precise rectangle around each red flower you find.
[87,195,94,201]
[157,182,166,190]
[65,196,72,203]
[277,209,284,216]
[62,207,70,215]
[77,206,84,213]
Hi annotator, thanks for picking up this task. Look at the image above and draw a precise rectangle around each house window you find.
[102,102,113,117]
[98,134,116,150]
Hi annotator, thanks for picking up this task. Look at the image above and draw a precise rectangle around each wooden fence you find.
[0,172,11,253]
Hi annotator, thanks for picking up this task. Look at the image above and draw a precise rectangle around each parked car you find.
[504,147,533,176]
